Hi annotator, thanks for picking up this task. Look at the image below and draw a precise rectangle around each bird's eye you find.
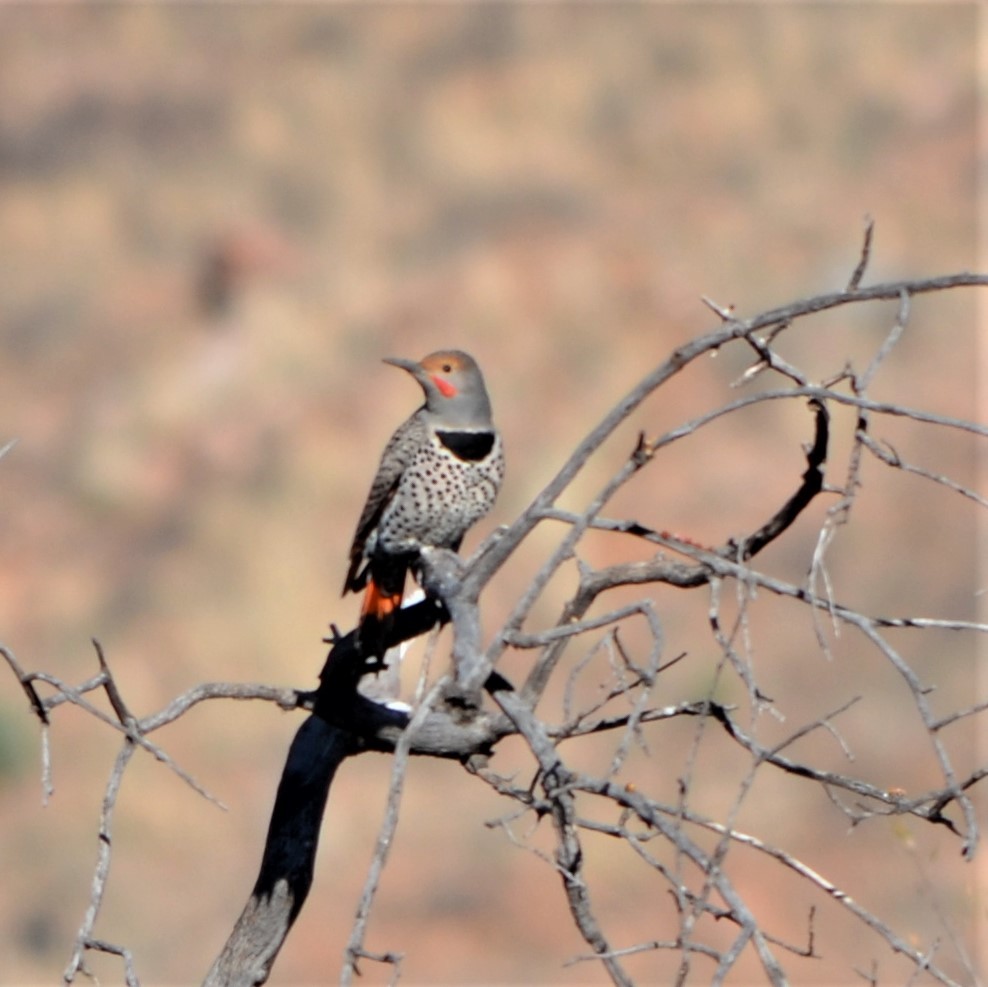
[441,363,452,373]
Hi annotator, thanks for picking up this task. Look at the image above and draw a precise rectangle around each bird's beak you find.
[382,356,420,374]
[383,356,433,390]
[384,356,449,401]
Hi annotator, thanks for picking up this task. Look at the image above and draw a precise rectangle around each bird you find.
[343,350,504,657]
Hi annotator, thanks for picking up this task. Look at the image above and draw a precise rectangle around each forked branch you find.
[4,267,985,986]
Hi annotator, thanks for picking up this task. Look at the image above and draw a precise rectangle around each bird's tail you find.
[360,577,403,622]
[356,566,407,661]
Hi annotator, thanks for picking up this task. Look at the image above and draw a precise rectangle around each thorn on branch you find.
[1,644,49,725]
[700,295,737,323]
[734,321,805,387]
[847,215,875,290]
[93,639,136,729]
[631,431,655,467]
[322,622,345,645]
[734,358,770,386]
[821,362,855,390]
[804,906,817,959]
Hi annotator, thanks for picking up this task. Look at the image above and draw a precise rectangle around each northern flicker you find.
[343,350,504,656]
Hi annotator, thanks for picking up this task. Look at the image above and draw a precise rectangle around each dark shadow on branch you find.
[205,594,518,983]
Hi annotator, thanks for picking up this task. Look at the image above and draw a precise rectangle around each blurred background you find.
[0,5,982,985]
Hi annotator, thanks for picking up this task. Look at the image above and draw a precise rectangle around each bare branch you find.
[494,689,635,986]
[64,740,139,985]
[341,679,450,985]
[858,430,988,508]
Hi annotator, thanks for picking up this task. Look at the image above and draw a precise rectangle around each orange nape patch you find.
[360,580,403,620]
[431,375,458,398]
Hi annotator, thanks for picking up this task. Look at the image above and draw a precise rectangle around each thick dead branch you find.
[204,717,352,987]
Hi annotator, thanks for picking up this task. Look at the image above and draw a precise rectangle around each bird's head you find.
[384,350,493,427]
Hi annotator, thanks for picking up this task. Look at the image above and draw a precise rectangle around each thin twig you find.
[341,677,451,985]
[847,215,875,290]
[64,740,139,986]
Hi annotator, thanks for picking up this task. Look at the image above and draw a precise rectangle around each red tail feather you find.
[360,578,402,622]
[357,577,403,659]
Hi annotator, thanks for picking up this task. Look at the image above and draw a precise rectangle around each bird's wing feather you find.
[343,411,426,594]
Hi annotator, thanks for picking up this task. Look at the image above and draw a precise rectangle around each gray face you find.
[384,350,494,428]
